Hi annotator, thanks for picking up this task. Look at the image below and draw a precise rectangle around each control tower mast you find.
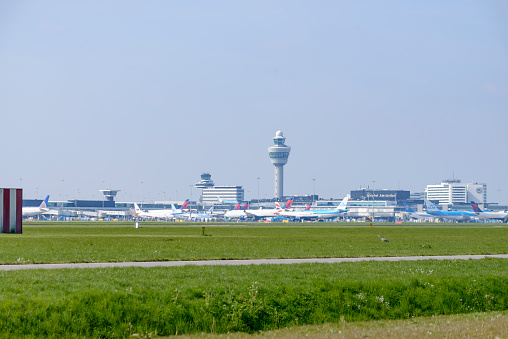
[268,130,291,199]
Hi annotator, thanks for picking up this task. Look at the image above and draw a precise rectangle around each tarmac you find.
[0,254,506,271]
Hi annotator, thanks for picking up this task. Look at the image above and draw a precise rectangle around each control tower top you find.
[273,130,286,145]
[195,172,215,189]
[268,130,291,166]
[99,189,120,202]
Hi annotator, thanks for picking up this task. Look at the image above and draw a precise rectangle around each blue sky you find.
[1,1,507,203]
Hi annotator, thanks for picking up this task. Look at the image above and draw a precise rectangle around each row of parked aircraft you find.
[223,196,349,221]
[403,200,508,221]
[21,195,507,222]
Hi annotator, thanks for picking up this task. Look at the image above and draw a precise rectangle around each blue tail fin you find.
[403,202,415,213]
[40,195,50,209]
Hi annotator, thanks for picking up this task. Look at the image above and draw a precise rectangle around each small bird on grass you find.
[378,235,389,242]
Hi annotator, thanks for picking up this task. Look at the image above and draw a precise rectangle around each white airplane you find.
[471,202,508,221]
[168,199,190,214]
[245,202,285,219]
[279,197,348,220]
[22,195,50,217]
[403,202,434,221]
[224,203,250,220]
[173,206,215,221]
[133,203,176,219]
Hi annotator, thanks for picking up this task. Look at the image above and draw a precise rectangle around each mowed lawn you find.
[0,222,506,264]
[0,258,506,337]
[0,222,507,337]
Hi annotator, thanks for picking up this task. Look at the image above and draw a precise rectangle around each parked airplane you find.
[22,195,50,217]
[165,199,191,215]
[245,202,283,219]
[279,197,349,220]
[471,202,508,221]
[403,202,434,221]
[224,203,249,220]
[133,203,176,219]
[425,200,476,221]
[217,196,240,204]
[173,207,215,221]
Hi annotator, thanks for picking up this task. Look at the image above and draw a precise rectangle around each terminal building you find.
[425,179,487,205]
[350,189,410,202]
[201,186,245,205]
[194,173,245,206]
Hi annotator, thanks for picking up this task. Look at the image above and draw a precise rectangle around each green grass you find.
[180,311,508,338]
[0,259,506,337]
[0,222,506,337]
[0,222,506,264]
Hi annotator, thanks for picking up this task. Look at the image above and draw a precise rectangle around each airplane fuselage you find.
[22,207,49,217]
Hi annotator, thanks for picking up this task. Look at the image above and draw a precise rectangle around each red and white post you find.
[0,188,23,234]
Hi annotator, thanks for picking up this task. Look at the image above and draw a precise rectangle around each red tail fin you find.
[286,199,293,209]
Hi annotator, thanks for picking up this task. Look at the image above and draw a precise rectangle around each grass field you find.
[0,258,506,337]
[0,222,506,337]
[0,222,506,264]
[179,311,508,338]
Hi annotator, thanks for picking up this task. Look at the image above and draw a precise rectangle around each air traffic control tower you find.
[268,130,291,199]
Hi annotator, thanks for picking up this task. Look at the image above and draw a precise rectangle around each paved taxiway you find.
[0,254,506,271]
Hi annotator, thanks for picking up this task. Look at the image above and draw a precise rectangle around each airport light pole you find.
[141,181,144,208]
[371,180,375,223]
[312,178,316,204]
[257,177,260,207]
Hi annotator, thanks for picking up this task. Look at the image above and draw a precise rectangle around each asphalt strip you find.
[0,254,507,271]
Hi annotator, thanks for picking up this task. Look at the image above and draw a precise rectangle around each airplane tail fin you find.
[275,202,282,210]
[285,199,293,209]
[338,196,349,210]
[471,202,482,213]
[217,196,222,203]
[208,206,214,213]
[403,202,415,213]
[243,203,250,210]
[235,203,241,210]
[305,204,311,211]
[40,195,50,209]
[133,203,142,216]
[425,200,438,211]
[182,199,190,209]
[171,204,176,210]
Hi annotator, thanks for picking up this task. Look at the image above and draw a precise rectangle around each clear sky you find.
[1,1,507,203]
